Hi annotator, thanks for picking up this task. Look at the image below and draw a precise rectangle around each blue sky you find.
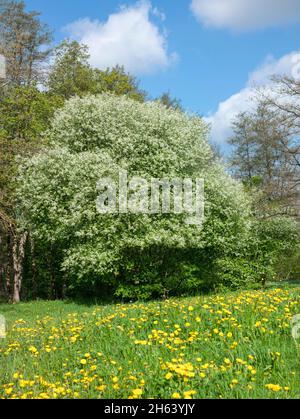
[25,0,300,145]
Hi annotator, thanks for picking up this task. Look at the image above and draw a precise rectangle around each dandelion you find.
[132,389,143,397]
[183,390,196,399]
[265,384,282,392]
[5,388,13,396]
[96,385,106,392]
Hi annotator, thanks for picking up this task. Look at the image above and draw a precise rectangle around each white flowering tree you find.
[18,94,252,299]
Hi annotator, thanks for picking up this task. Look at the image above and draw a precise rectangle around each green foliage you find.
[251,217,299,256]
[93,65,146,102]
[0,85,63,142]
[215,217,300,290]
[48,41,145,101]
[276,250,300,281]
[0,85,63,302]
[0,85,63,227]
[214,258,273,291]
[47,40,95,99]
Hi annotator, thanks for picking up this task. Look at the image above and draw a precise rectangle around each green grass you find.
[0,287,300,399]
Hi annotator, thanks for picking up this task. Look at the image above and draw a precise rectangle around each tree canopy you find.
[17,94,254,299]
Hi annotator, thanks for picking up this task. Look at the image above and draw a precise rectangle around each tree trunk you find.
[30,237,37,299]
[12,232,27,304]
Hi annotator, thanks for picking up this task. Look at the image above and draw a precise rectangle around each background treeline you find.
[0,0,299,303]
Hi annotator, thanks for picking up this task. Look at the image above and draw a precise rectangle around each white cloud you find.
[191,0,300,31]
[206,51,300,144]
[64,1,176,75]
[205,88,254,145]
[249,53,300,85]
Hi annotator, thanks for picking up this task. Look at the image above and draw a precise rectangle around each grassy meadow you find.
[0,286,300,399]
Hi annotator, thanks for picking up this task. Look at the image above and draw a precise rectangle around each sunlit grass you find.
[0,287,299,399]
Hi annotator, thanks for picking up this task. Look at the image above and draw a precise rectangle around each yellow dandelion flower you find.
[132,389,143,396]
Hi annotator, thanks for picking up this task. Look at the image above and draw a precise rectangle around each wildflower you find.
[96,385,106,392]
[183,390,196,399]
[132,389,143,397]
[265,384,282,392]
[5,388,13,396]
[39,393,50,399]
